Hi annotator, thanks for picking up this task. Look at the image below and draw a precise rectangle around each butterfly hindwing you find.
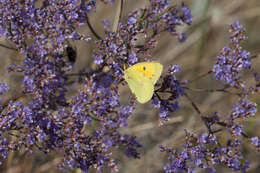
[124,69,154,103]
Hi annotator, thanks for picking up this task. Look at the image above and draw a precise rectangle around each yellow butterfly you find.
[124,62,163,103]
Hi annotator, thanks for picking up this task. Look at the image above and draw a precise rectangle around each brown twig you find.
[184,93,203,117]
[184,93,215,134]
[189,70,212,83]
[184,86,240,95]
[2,93,25,110]
[184,93,250,138]
[0,43,17,51]
[86,14,102,40]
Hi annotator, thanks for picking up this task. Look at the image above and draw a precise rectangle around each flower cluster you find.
[160,131,250,173]
[55,75,141,171]
[211,22,257,140]
[152,65,185,124]
[212,21,251,88]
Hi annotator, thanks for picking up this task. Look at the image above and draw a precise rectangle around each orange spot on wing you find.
[135,66,153,78]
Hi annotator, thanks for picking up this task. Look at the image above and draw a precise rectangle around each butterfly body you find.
[124,62,163,103]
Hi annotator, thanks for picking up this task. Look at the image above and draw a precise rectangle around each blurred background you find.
[1,0,260,172]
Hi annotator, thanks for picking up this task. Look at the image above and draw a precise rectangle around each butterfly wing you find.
[124,68,154,103]
[128,62,163,84]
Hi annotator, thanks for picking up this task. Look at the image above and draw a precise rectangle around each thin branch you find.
[184,93,203,117]
[217,122,249,138]
[184,92,250,138]
[184,86,240,95]
[184,93,215,134]
[1,93,25,110]
[65,72,89,77]
[211,128,223,134]
[250,55,258,59]
[0,43,17,51]
[189,70,212,83]
[86,13,102,40]
[8,132,20,138]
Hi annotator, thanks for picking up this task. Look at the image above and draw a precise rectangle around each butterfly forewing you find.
[129,62,163,84]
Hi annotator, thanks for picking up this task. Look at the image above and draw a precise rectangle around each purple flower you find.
[127,16,137,25]
[232,124,243,136]
[102,20,111,28]
[152,98,161,108]
[109,43,117,53]
[128,53,138,64]
[228,157,241,170]
[198,134,208,144]
[159,106,169,119]
[71,31,81,41]
[181,3,192,25]
[93,54,104,64]
[232,98,257,119]
[175,32,187,42]
[250,137,259,147]
[230,21,243,33]
[0,83,8,95]
[168,64,181,74]
[26,134,35,145]
[241,160,250,173]
[0,25,7,36]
